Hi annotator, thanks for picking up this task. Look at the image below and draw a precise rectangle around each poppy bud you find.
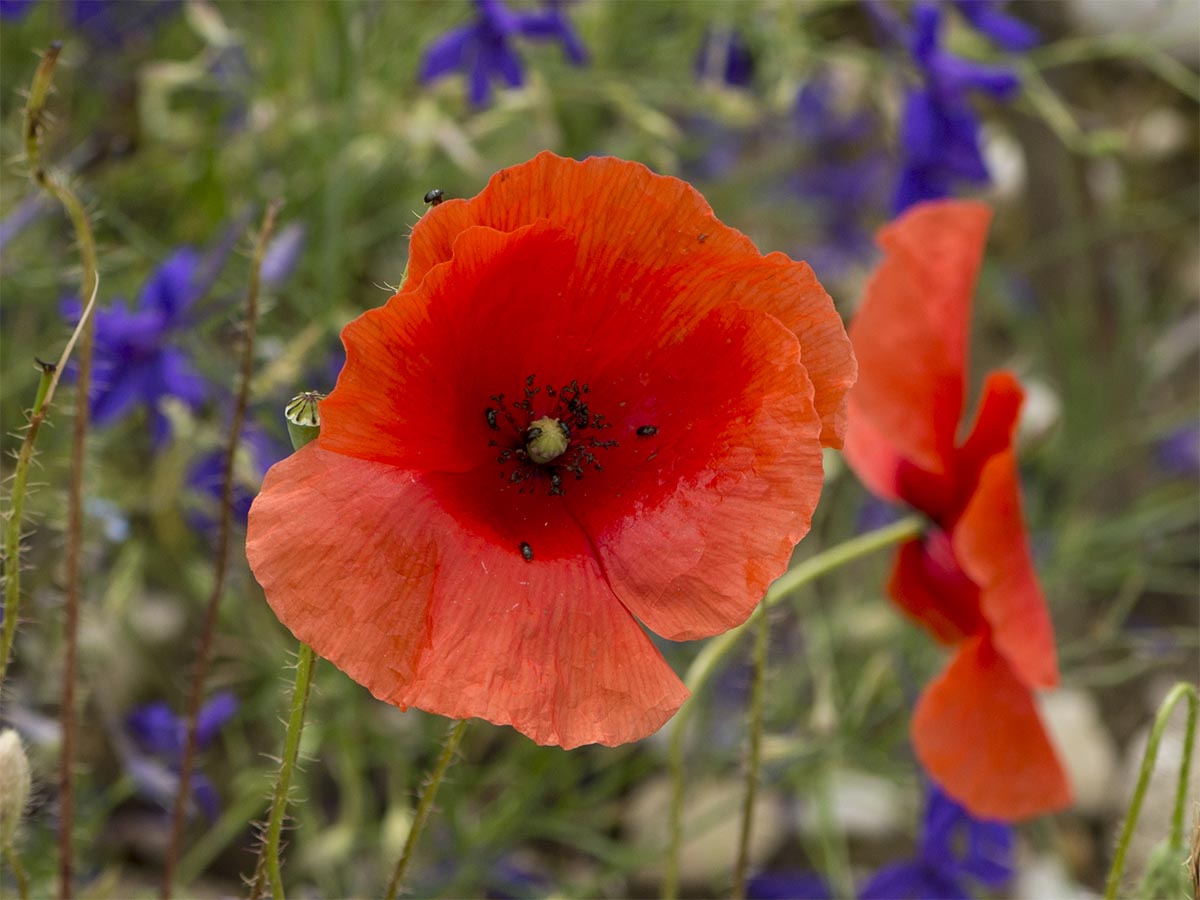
[285,391,325,451]
[0,729,31,846]
[1134,840,1191,900]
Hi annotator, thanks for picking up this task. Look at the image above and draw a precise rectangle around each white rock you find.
[624,776,786,887]
[1039,688,1121,816]
[1015,854,1100,900]
[1068,0,1200,64]
[795,768,906,839]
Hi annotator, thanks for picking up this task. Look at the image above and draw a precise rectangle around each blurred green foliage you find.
[0,1,1196,897]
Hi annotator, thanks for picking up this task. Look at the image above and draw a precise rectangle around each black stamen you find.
[519,541,534,562]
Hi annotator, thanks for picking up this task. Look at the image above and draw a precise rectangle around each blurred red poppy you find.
[843,200,1072,820]
[246,152,855,748]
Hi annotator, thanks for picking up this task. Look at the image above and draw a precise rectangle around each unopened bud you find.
[0,729,31,846]
[1135,840,1191,900]
[285,391,325,451]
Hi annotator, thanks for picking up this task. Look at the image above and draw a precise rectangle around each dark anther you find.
[424,188,445,206]
[485,407,499,430]
[519,541,534,562]
[636,425,658,437]
[525,425,543,441]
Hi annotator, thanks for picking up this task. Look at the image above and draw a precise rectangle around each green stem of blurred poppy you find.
[3,843,29,900]
[0,364,54,692]
[731,605,769,899]
[662,514,925,900]
[248,642,318,900]
[20,43,102,900]
[1104,681,1199,900]
[161,201,280,899]
[383,719,470,900]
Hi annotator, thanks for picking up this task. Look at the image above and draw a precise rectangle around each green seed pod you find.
[525,416,570,465]
[0,728,31,846]
[285,391,325,451]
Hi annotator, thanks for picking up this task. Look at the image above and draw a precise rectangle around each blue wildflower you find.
[858,782,1015,899]
[1156,423,1200,478]
[791,74,888,277]
[0,0,180,42]
[260,222,307,286]
[126,691,238,821]
[695,26,755,88]
[746,872,832,900]
[951,0,1040,51]
[420,0,586,107]
[0,0,36,21]
[63,249,210,446]
[187,423,287,532]
[884,0,1030,212]
[749,781,1014,900]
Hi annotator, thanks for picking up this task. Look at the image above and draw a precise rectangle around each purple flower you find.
[747,871,833,899]
[126,691,237,821]
[0,0,36,21]
[187,423,287,532]
[888,1,1026,213]
[260,222,306,286]
[63,249,210,446]
[859,783,1015,899]
[420,0,586,107]
[791,75,888,277]
[951,0,1040,52]
[695,27,755,89]
[1156,423,1200,477]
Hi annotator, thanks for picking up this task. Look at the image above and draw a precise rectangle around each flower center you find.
[485,375,618,495]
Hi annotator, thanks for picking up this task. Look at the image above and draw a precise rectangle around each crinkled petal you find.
[572,296,824,641]
[326,216,828,642]
[246,444,688,748]
[912,636,1072,821]
[402,152,854,448]
[844,200,991,485]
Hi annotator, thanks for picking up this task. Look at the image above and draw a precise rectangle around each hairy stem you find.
[1,364,54,690]
[1104,681,1199,899]
[161,201,280,898]
[383,719,470,900]
[662,515,925,899]
[17,43,103,899]
[731,606,769,899]
[248,643,318,900]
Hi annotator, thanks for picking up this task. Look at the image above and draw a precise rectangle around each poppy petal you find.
[247,444,689,749]
[888,534,986,645]
[953,447,1059,689]
[572,292,825,641]
[845,200,991,481]
[402,152,855,448]
[912,636,1072,821]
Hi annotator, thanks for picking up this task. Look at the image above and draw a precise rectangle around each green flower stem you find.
[1104,681,1199,900]
[731,605,769,899]
[384,719,470,900]
[161,201,280,899]
[3,843,29,900]
[20,43,103,900]
[248,642,319,900]
[0,363,54,691]
[662,514,925,900]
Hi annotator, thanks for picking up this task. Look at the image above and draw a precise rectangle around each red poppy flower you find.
[246,152,855,749]
[843,200,1072,820]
